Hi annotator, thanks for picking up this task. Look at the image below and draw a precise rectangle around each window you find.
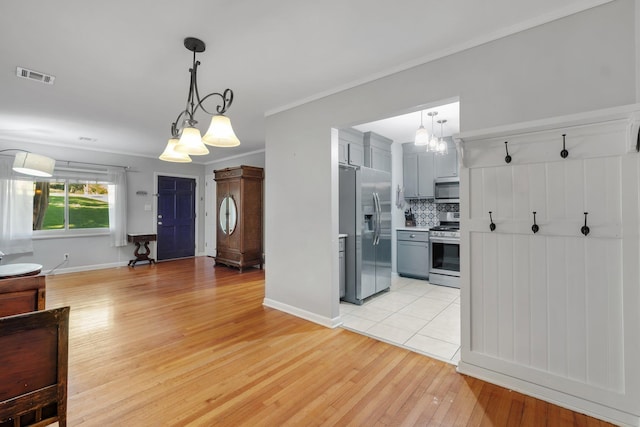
[33,179,110,232]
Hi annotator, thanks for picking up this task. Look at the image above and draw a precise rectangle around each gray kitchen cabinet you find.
[338,139,349,164]
[403,143,434,199]
[363,131,392,173]
[348,143,365,167]
[434,138,458,178]
[397,230,429,279]
[403,152,419,197]
[339,236,346,298]
[339,128,364,166]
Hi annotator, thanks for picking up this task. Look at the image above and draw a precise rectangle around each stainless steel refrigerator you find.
[339,165,391,305]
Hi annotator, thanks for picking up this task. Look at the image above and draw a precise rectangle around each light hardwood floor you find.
[44,257,613,426]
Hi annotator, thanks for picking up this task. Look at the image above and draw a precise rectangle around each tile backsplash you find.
[407,200,459,227]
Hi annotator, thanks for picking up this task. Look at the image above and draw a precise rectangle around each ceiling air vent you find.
[16,67,55,85]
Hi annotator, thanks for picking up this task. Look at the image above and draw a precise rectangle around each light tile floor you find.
[340,276,461,365]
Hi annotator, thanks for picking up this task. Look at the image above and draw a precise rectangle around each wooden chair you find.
[0,276,46,318]
[0,306,70,427]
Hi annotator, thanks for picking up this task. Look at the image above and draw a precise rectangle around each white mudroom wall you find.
[457,104,640,426]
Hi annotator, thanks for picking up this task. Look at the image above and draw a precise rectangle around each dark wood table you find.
[127,233,157,267]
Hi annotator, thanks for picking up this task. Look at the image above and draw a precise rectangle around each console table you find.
[127,233,157,267]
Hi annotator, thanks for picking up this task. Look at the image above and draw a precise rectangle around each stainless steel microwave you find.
[434,177,459,203]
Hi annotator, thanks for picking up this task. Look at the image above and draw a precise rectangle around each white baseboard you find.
[263,298,342,328]
[457,361,639,427]
[45,261,129,275]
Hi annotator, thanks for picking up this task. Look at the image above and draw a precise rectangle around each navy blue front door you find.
[157,176,196,261]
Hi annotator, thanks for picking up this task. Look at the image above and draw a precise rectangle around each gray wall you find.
[263,1,636,323]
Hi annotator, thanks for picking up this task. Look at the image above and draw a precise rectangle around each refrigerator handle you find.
[377,192,382,245]
[374,192,381,245]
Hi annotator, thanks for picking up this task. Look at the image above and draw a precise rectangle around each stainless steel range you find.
[429,212,460,288]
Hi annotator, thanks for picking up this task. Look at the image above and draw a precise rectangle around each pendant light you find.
[436,119,449,155]
[414,111,429,146]
[160,37,240,162]
[427,112,439,152]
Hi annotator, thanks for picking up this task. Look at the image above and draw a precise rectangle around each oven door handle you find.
[430,237,460,245]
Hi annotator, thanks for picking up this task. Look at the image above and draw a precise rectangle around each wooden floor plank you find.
[38,257,615,426]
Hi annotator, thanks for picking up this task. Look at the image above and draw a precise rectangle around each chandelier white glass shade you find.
[426,112,439,152]
[159,138,192,163]
[203,114,240,147]
[12,151,55,177]
[174,126,209,155]
[436,119,449,155]
[414,111,429,146]
[160,37,240,162]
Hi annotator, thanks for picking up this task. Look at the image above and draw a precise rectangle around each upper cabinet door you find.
[417,152,435,198]
[435,140,458,178]
[338,138,349,164]
[403,152,418,198]
[338,128,365,167]
[348,143,365,167]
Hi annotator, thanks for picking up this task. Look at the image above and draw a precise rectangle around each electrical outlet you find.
[63,253,69,261]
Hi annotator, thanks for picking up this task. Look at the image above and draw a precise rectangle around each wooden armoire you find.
[213,165,263,272]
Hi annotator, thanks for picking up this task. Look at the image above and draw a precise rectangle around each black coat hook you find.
[531,212,539,234]
[560,134,569,159]
[504,141,511,164]
[581,212,590,236]
[489,211,496,231]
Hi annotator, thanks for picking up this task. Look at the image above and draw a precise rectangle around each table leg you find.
[128,241,156,267]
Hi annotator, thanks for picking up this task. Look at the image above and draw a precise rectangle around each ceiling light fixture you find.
[414,111,429,146]
[160,37,240,162]
[427,112,439,152]
[0,149,56,177]
[436,119,449,155]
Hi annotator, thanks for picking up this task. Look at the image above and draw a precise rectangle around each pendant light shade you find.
[436,119,449,155]
[426,111,439,152]
[414,126,429,146]
[414,111,429,146]
[159,138,192,163]
[12,152,55,177]
[175,127,209,155]
[202,114,241,147]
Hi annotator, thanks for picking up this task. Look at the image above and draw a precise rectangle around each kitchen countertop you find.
[396,227,430,232]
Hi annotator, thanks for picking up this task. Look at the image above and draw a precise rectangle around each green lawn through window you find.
[42,195,109,229]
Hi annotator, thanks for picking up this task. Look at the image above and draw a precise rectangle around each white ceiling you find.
[0,1,609,163]
[353,101,460,144]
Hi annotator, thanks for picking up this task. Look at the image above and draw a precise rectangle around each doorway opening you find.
[337,100,461,365]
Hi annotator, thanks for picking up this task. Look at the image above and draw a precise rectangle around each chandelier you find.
[160,37,240,163]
